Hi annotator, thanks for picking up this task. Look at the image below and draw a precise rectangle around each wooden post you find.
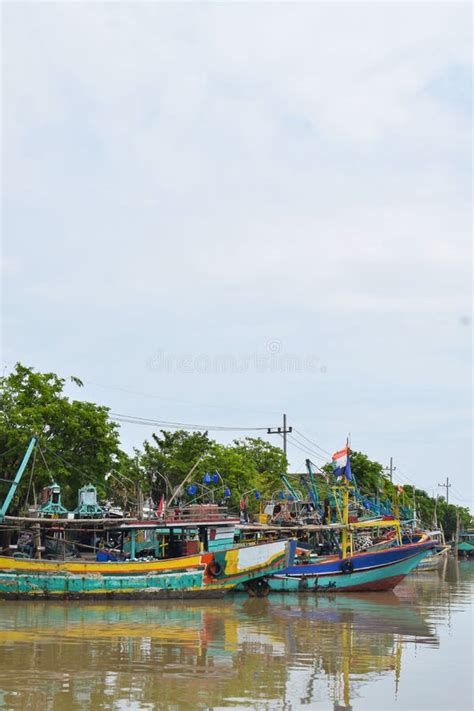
[454,510,460,557]
[137,487,144,519]
[130,529,136,560]
[33,523,41,560]
[341,487,350,559]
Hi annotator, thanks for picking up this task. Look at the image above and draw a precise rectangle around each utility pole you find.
[267,413,293,459]
[438,476,451,505]
[383,457,396,482]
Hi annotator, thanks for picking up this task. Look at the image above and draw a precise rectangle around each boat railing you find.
[164,504,232,523]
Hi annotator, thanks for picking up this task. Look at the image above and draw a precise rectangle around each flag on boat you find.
[156,495,165,517]
[332,446,352,481]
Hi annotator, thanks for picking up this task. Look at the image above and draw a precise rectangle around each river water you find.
[0,558,472,710]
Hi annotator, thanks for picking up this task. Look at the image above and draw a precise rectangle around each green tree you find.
[137,430,214,498]
[137,432,287,511]
[320,449,471,537]
[0,363,126,510]
[232,437,287,497]
[322,450,393,501]
[345,451,385,493]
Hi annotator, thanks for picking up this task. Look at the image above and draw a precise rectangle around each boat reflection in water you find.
[0,559,471,710]
[268,590,436,711]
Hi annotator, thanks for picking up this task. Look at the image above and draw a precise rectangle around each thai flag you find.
[332,446,353,481]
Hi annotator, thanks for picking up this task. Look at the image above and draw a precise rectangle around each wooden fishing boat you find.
[0,438,295,599]
[262,479,435,593]
[457,531,474,557]
[411,530,450,571]
[0,534,295,600]
[268,537,435,592]
[414,545,450,571]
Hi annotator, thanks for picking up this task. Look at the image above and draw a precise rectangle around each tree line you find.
[0,363,471,536]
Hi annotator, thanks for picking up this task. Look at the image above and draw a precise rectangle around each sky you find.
[1,2,472,510]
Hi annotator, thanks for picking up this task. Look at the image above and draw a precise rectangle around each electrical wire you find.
[282,433,327,464]
[286,433,328,462]
[281,433,314,458]
[110,412,268,432]
[83,379,281,417]
[292,428,332,457]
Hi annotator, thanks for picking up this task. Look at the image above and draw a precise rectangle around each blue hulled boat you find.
[268,537,435,592]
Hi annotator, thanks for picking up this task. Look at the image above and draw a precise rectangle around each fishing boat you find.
[236,515,434,594]
[268,529,434,592]
[0,535,294,600]
[0,438,295,599]
[456,530,474,557]
[412,530,450,571]
[414,546,449,571]
[264,446,435,593]
[237,452,411,563]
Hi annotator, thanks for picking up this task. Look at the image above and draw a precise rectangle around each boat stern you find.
[204,538,295,596]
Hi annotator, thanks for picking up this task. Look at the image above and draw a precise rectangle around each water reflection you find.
[0,558,472,710]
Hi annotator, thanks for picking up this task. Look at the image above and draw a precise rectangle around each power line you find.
[283,433,328,465]
[292,428,332,457]
[448,492,472,505]
[393,466,417,487]
[110,412,268,432]
[84,379,281,416]
[287,433,328,462]
[282,434,315,459]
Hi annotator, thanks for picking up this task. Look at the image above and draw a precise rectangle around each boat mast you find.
[340,437,352,560]
[0,437,36,522]
[340,485,350,559]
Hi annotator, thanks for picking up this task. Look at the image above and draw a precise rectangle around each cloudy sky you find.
[2,2,472,508]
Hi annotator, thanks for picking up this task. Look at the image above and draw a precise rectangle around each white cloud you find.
[1,2,471,503]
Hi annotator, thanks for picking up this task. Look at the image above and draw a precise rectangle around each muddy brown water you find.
[0,558,472,710]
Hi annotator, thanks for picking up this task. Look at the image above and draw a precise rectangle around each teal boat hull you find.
[0,569,221,599]
[0,539,295,599]
[268,549,430,593]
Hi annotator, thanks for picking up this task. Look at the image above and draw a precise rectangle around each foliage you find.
[0,363,470,532]
[323,449,471,538]
[136,433,287,510]
[0,363,126,509]
[136,430,214,497]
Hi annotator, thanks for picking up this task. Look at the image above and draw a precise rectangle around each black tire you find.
[244,578,270,598]
[207,560,223,578]
[341,559,354,574]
